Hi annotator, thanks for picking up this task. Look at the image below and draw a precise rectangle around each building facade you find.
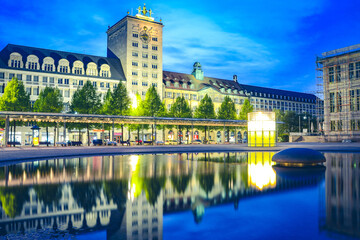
[317,44,360,141]
[0,4,320,144]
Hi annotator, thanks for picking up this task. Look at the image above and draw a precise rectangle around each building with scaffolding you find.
[317,44,360,141]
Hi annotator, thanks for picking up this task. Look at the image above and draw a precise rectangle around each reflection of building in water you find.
[0,184,117,235]
[0,152,327,238]
[321,153,360,238]
[125,192,162,240]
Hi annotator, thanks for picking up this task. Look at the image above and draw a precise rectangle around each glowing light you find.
[129,155,139,172]
[248,152,276,190]
[129,93,138,109]
[248,112,276,147]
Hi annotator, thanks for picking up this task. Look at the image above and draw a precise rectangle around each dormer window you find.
[87,63,98,76]
[174,82,179,88]
[73,60,84,75]
[100,64,110,78]
[42,57,55,72]
[8,52,23,68]
[26,55,40,70]
[58,59,70,73]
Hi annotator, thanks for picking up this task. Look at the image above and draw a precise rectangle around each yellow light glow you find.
[129,155,139,172]
[248,112,276,147]
[129,93,138,109]
[248,152,276,190]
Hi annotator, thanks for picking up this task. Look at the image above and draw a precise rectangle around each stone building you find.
[0,4,319,144]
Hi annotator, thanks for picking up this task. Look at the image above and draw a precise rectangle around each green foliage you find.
[143,175,166,206]
[169,96,192,118]
[71,81,101,114]
[140,85,165,117]
[103,180,128,211]
[0,186,30,218]
[0,77,30,111]
[101,89,113,115]
[239,98,253,120]
[33,87,63,113]
[217,96,237,120]
[194,94,215,119]
[34,184,62,207]
[198,173,215,196]
[110,81,130,115]
[171,174,191,194]
[71,182,102,212]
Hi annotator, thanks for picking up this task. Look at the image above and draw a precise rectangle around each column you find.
[112,119,115,141]
[222,123,225,144]
[4,116,9,147]
[191,124,194,144]
[154,122,157,144]
[63,121,66,144]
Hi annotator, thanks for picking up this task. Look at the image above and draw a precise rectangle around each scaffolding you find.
[316,44,360,141]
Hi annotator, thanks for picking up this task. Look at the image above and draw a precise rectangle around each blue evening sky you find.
[1,0,359,94]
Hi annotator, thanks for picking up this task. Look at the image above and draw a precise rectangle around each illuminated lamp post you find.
[248,112,276,147]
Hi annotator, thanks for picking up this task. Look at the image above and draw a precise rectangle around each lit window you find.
[142,72,148,77]
[152,73,157,78]
[132,52,138,57]
[142,63,148,68]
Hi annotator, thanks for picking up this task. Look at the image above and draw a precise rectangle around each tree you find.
[169,96,192,144]
[71,81,101,145]
[0,77,30,146]
[140,86,165,143]
[218,96,237,142]
[194,94,215,142]
[128,93,148,144]
[110,81,131,140]
[239,98,253,120]
[33,87,63,146]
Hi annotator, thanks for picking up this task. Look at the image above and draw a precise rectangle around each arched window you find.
[73,60,84,75]
[237,131,242,141]
[100,64,110,78]
[8,52,23,68]
[174,82,179,88]
[86,62,98,76]
[26,55,40,70]
[42,57,55,71]
[58,59,70,73]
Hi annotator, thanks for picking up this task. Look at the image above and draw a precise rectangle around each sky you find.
[1,0,360,94]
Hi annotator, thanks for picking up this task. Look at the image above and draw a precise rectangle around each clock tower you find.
[106,4,164,99]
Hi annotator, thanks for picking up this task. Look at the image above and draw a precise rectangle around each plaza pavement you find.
[0,142,360,164]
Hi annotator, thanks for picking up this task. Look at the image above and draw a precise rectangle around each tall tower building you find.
[106,4,164,99]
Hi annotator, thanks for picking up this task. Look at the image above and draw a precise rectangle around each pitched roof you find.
[163,70,317,101]
[0,44,126,80]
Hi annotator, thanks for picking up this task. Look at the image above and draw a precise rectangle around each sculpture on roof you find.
[137,4,153,17]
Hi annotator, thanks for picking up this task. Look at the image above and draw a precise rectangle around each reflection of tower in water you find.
[322,153,360,238]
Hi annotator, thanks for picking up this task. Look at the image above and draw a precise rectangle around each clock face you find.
[140,30,151,43]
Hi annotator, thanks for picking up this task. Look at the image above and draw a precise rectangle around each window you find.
[93,82,97,87]
[152,55,158,60]
[28,62,37,70]
[143,44,148,49]
[0,84,5,93]
[142,82,148,86]
[26,75,32,82]
[49,77,54,83]
[357,89,360,111]
[106,83,110,88]
[336,66,341,82]
[64,79,69,85]
[10,59,21,68]
[152,83,157,87]
[349,63,354,79]
[166,92,172,98]
[338,120,343,131]
[152,64,158,69]
[26,87,31,95]
[100,82,104,88]
[64,90,70,98]
[350,90,355,111]
[356,62,360,78]
[59,65,68,73]
[152,46,158,51]
[44,63,53,71]
[132,52,138,57]
[73,79,78,85]
[152,37,158,41]
[142,72,148,77]
[9,73,15,79]
[142,53,148,58]
[132,42,138,47]
[133,33,138,38]
[132,81,138,85]
[142,63,148,68]
[336,92,342,112]
[142,91,146,96]
[17,74,22,80]
[42,77,48,83]
[74,67,82,75]
[79,80,83,86]
[132,61,138,67]
[152,73,157,78]
[101,70,109,77]
[58,78,63,84]
[132,71,138,76]
[33,76,39,83]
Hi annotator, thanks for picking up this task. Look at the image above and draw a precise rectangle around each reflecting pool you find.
[0,152,358,239]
